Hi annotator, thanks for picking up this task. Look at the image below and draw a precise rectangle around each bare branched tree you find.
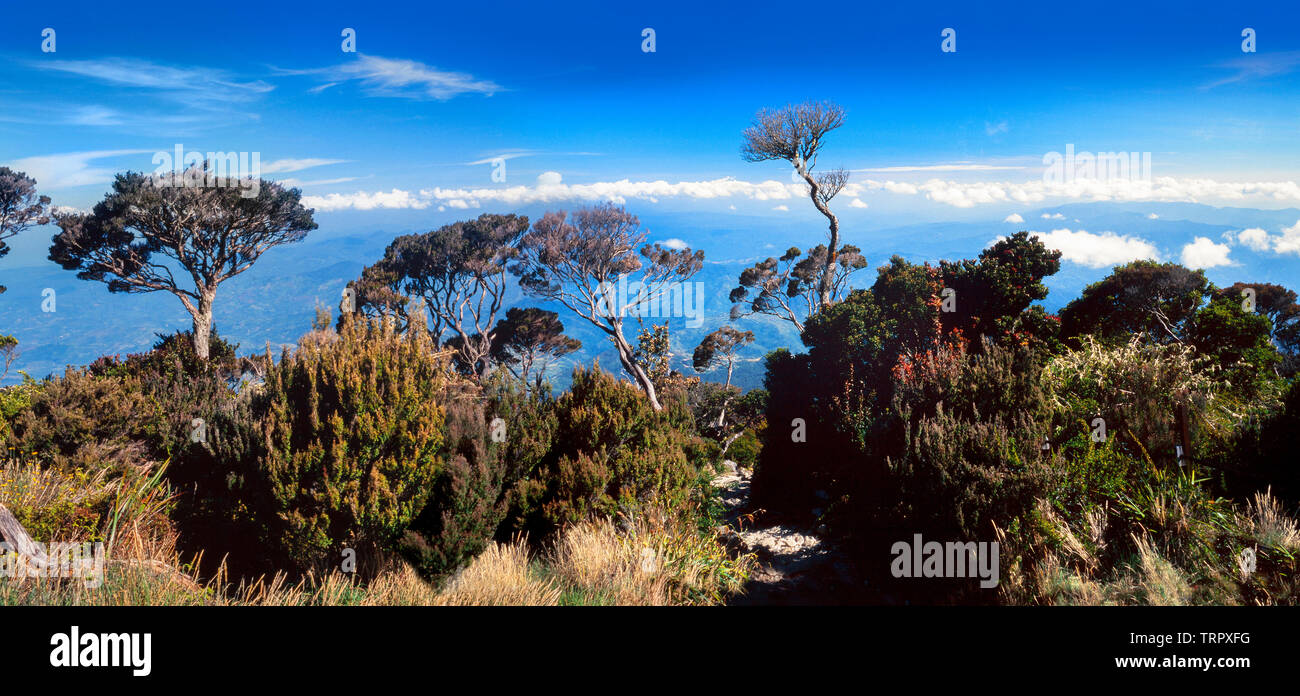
[741,100,848,311]
[512,203,704,411]
[49,168,317,359]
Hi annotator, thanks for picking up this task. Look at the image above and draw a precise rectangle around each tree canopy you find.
[49,168,316,359]
[512,204,703,411]
[1059,260,1209,347]
[351,213,529,375]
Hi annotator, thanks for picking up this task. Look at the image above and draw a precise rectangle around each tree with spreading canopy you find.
[488,307,581,386]
[1211,281,1300,373]
[693,325,755,428]
[49,168,317,360]
[1185,293,1280,384]
[0,167,52,295]
[349,213,529,376]
[511,204,703,411]
[1058,261,1209,347]
[741,100,849,312]
[939,231,1062,351]
[693,326,754,390]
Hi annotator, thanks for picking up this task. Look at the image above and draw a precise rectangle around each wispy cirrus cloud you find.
[0,103,211,131]
[261,158,350,174]
[278,176,361,187]
[464,150,540,165]
[984,120,1009,136]
[290,54,502,100]
[32,57,273,106]
[1203,51,1300,90]
[4,150,152,189]
[463,150,602,166]
[853,162,1026,173]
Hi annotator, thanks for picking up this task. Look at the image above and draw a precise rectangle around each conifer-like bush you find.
[528,366,702,532]
[400,392,513,583]
[252,317,450,572]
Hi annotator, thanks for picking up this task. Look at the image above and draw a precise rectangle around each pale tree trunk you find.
[716,360,735,428]
[610,320,662,411]
[191,287,215,360]
[721,430,743,457]
[799,168,840,311]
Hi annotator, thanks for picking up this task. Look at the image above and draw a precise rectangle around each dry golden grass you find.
[548,511,753,606]
[549,518,671,605]
[2,442,750,607]
[1246,489,1300,554]
[433,539,560,606]
[4,506,752,607]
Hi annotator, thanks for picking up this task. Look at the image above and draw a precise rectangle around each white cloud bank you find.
[303,177,823,211]
[1225,221,1300,256]
[301,176,1300,213]
[863,176,1300,209]
[1019,228,1161,268]
[1003,213,1024,223]
[1180,237,1234,268]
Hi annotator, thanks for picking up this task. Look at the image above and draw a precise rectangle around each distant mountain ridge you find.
[2,201,1297,390]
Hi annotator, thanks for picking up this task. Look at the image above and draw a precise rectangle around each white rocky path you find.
[712,462,878,605]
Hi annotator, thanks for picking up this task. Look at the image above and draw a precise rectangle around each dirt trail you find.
[713,465,879,605]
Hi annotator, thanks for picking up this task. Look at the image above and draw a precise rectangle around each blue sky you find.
[2,0,1300,385]
[0,0,1298,258]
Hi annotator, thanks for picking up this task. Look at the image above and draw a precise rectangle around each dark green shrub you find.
[1209,378,1300,506]
[1185,294,1281,391]
[89,329,240,381]
[882,341,1059,539]
[400,395,509,583]
[522,365,702,534]
[3,368,165,474]
[726,429,761,469]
